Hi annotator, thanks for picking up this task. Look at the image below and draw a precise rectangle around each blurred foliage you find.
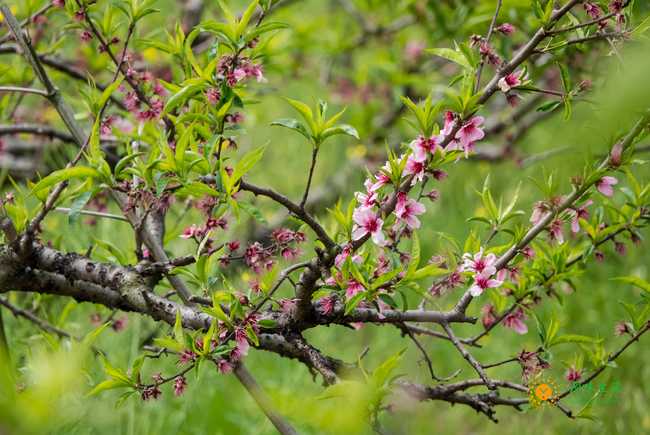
[1,0,650,434]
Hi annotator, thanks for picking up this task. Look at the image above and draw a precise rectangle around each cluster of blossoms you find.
[116,181,173,216]
[461,249,503,297]
[216,55,265,88]
[242,228,306,273]
[481,304,528,335]
[162,315,261,400]
[469,21,516,69]
[497,69,526,94]
[141,373,186,400]
[351,111,485,248]
[121,70,167,122]
[518,349,550,381]
[530,176,618,244]
[565,366,583,382]
[585,1,627,31]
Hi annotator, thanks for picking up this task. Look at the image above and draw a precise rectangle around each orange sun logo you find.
[528,378,559,407]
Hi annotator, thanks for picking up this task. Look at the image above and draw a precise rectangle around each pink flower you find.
[233,67,247,82]
[394,192,426,229]
[549,219,564,244]
[425,190,440,202]
[610,141,623,167]
[141,385,162,400]
[178,349,197,365]
[596,176,618,197]
[565,366,582,382]
[584,2,603,19]
[404,154,426,184]
[180,224,200,239]
[206,87,221,104]
[355,184,378,208]
[521,246,535,260]
[615,241,626,256]
[235,327,250,357]
[278,298,298,314]
[570,200,592,233]
[124,92,140,111]
[217,359,233,374]
[498,71,522,93]
[468,271,502,297]
[345,279,364,299]
[409,135,439,162]
[496,23,515,36]
[461,248,497,275]
[100,116,114,136]
[80,30,93,42]
[503,308,528,334]
[479,41,501,65]
[609,0,624,13]
[319,295,335,315]
[335,244,362,268]
[432,169,447,181]
[111,316,127,332]
[482,304,496,329]
[506,93,521,107]
[614,321,630,336]
[530,201,551,225]
[244,63,265,82]
[352,207,386,246]
[404,40,426,62]
[456,116,485,155]
[173,376,187,396]
[368,169,391,192]
[441,111,456,136]
[52,0,65,8]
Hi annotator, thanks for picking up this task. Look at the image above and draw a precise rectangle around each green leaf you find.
[239,201,268,224]
[229,144,267,189]
[31,167,101,194]
[344,292,366,315]
[173,310,184,344]
[247,21,289,41]
[321,124,360,141]
[270,118,311,141]
[371,349,405,387]
[551,334,603,346]
[612,276,650,294]
[114,152,144,178]
[284,98,317,134]
[67,191,92,224]
[536,100,561,113]
[427,48,472,71]
[371,268,401,290]
[236,0,259,38]
[257,319,278,329]
[410,264,448,280]
[404,232,420,280]
[87,379,131,396]
[163,82,205,115]
[177,181,221,198]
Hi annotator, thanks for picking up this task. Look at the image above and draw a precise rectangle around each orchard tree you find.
[0,0,649,433]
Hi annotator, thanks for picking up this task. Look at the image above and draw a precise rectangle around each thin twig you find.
[233,364,298,435]
[474,0,502,93]
[0,86,50,97]
[300,146,318,210]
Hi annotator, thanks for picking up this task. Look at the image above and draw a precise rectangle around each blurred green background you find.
[1,0,650,434]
